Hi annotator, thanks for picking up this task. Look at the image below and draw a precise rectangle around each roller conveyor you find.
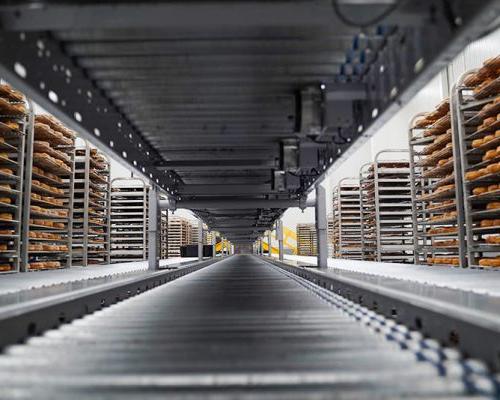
[0,255,492,399]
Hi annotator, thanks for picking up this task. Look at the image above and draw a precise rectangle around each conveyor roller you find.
[0,255,493,398]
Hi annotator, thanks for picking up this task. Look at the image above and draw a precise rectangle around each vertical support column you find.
[148,186,160,271]
[267,230,272,257]
[277,220,284,261]
[20,104,34,272]
[198,219,203,261]
[259,238,263,255]
[212,231,217,258]
[316,184,328,269]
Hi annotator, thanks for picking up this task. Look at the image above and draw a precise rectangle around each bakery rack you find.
[332,178,363,260]
[21,114,76,272]
[371,150,414,263]
[408,102,467,268]
[160,207,168,259]
[110,177,149,263]
[359,162,376,261]
[454,57,500,269]
[72,139,111,266]
[0,84,29,274]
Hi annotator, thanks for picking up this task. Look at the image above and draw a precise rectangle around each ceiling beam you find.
[0,1,342,31]
[178,198,302,210]
[156,160,276,171]
[178,184,274,196]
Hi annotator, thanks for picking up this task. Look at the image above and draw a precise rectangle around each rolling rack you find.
[359,162,376,261]
[454,57,500,269]
[160,208,168,259]
[21,114,76,271]
[72,139,111,266]
[332,178,363,260]
[371,150,414,263]
[110,177,148,263]
[408,102,467,268]
[0,84,28,273]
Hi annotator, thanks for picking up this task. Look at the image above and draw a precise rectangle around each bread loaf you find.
[0,168,13,175]
[479,257,500,267]
[486,202,500,210]
[0,213,13,220]
[485,235,500,244]
[0,264,12,271]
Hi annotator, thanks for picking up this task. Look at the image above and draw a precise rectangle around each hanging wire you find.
[331,0,401,28]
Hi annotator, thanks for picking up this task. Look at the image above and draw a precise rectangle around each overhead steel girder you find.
[65,40,349,57]
[156,160,277,171]
[88,69,344,81]
[87,65,343,79]
[0,31,178,195]
[178,184,274,196]
[211,227,267,233]
[112,94,295,107]
[178,198,304,210]
[161,151,277,161]
[0,1,350,30]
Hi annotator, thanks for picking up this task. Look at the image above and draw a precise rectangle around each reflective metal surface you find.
[0,255,494,398]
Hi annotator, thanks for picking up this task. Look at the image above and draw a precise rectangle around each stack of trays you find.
[160,207,168,260]
[332,178,363,260]
[456,56,500,268]
[369,152,414,263]
[408,99,464,267]
[0,84,27,273]
[72,140,111,266]
[359,163,376,261]
[110,178,148,263]
[24,114,75,271]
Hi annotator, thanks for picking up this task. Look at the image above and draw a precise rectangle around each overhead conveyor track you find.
[0,1,497,242]
[0,255,497,398]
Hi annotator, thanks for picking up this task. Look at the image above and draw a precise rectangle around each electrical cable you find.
[331,0,401,28]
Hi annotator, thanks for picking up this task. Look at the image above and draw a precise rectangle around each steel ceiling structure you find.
[0,0,497,243]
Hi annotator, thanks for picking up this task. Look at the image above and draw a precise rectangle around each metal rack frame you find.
[72,139,111,266]
[359,162,376,261]
[0,91,29,274]
[21,114,76,271]
[160,208,168,259]
[408,106,467,268]
[372,149,414,263]
[332,177,362,260]
[454,67,500,269]
[110,177,148,263]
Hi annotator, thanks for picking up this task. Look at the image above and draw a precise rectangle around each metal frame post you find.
[212,231,216,258]
[315,184,328,268]
[198,219,203,261]
[267,230,272,257]
[277,220,284,261]
[148,186,160,271]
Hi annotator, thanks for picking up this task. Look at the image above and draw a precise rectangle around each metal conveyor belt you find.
[0,255,491,399]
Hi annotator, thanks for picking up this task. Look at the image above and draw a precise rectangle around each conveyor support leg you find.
[212,233,216,258]
[267,230,272,257]
[277,220,284,261]
[148,186,160,271]
[316,184,328,269]
[198,220,203,261]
